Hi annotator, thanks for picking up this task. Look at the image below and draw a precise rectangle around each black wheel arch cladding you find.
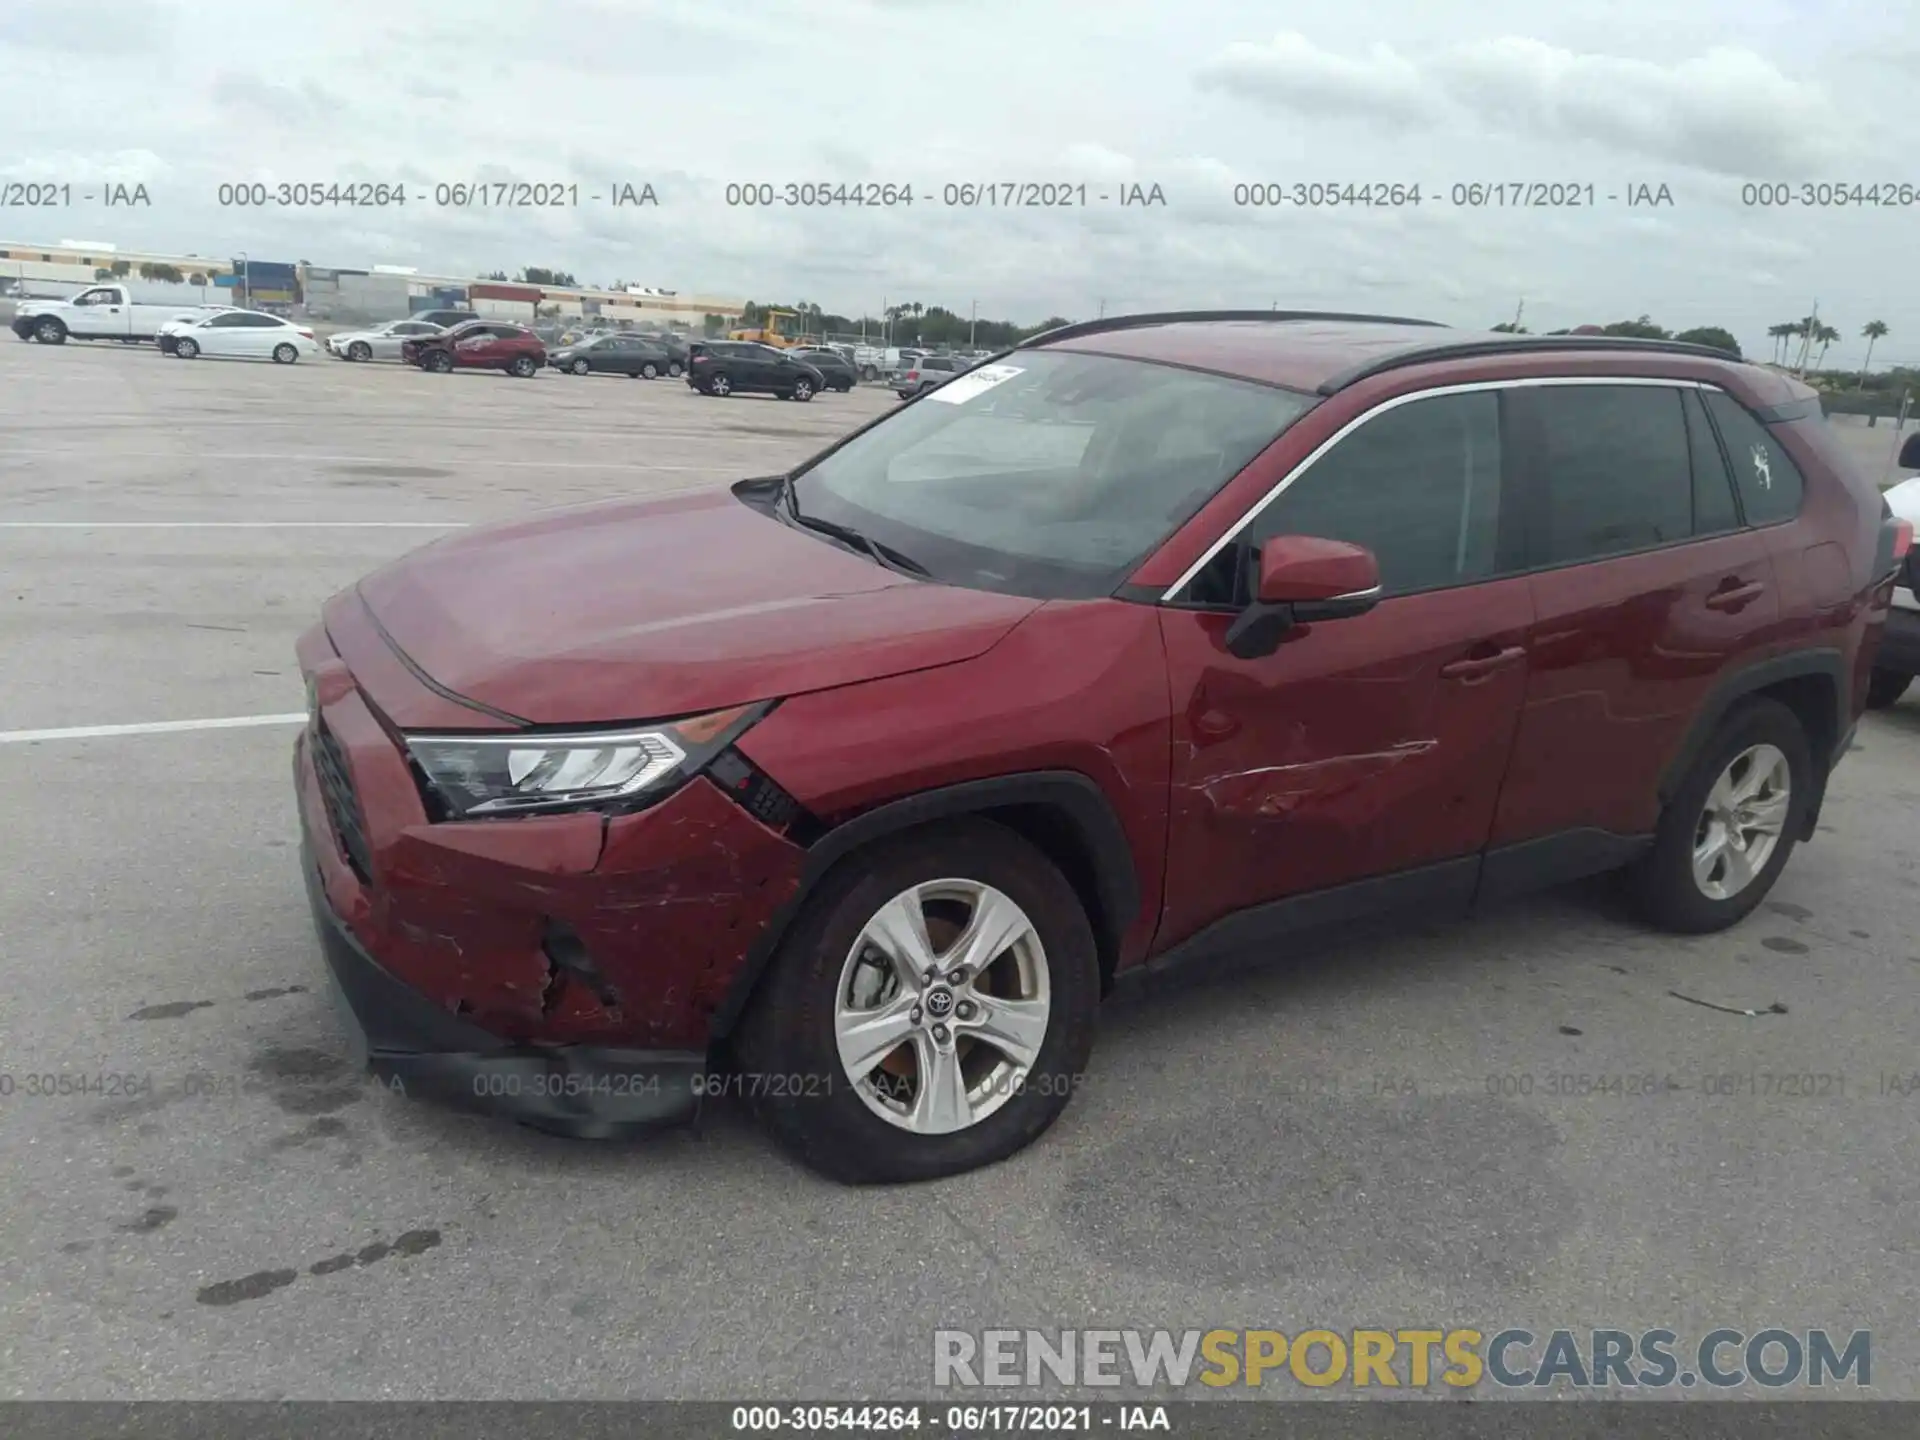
[710,770,1139,1039]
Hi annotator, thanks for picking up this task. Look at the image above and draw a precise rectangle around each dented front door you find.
[1154,576,1535,951]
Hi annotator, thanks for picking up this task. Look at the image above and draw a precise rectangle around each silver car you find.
[328,318,446,362]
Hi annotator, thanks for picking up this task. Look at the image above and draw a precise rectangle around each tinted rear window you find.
[1704,389,1807,526]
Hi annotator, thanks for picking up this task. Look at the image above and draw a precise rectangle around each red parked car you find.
[294,310,1910,1183]
[402,319,546,377]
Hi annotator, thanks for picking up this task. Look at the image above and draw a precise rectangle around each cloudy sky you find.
[2,0,1915,365]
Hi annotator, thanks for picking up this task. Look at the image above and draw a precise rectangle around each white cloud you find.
[0,0,1908,367]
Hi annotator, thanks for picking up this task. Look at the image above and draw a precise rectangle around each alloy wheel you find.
[1691,743,1791,900]
[833,879,1051,1136]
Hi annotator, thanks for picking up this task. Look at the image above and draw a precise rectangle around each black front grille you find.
[312,719,374,882]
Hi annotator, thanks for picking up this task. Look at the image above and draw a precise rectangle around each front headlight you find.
[405,703,763,818]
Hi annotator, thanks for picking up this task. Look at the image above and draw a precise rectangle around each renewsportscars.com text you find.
[933,1327,1871,1391]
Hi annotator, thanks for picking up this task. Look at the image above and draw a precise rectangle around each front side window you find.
[1703,389,1806,526]
[794,349,1314,598]
[1521,384,1693,565]
[1188,390,1505,605]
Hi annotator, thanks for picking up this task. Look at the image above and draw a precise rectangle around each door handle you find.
[1439,644,1526,681]
[1705,578,1766,611]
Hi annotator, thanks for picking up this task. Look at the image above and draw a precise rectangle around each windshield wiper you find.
[777,475,930,577]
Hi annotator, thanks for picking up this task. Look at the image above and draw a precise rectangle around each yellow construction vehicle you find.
[728,308,801,347]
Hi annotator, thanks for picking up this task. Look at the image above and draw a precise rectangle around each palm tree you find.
[1768,323,1796,364]
[1859,320,1889,385]
[1814,323,1840,369]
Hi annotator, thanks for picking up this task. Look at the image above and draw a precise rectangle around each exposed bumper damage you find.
[292,645,807,1137]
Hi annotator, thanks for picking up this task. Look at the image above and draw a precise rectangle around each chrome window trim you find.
[1160,374,1719,602]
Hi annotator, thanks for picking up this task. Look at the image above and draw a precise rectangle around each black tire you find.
[570,358,590,375]
[508,355,537,378]
[348,341,372,362]
[734,819,1100,1184]
[1625,697,1812,933]
[861,364,877,381]
[175,337,199,359]
[790,377,814,402]
[1865,668,1912,710]
[709,372,732,396]
[272,343,298,364]
[640,362,659,379]
[34,317,67,344]
[425,350,454,373]
[668,361,684,377]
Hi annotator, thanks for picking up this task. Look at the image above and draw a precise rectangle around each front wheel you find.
[34,318,67,344]
[348,341,372,362]
[640,362,659,379]
[271,343,298,364]
[175,337,199,359]
[789,377,814,402]
[570,358,591,375]
[860,364,877,381]
[1865,668,1912,710]
[734,820,1100,1184]
[507,355,538,378]
[1625,698,1811,933]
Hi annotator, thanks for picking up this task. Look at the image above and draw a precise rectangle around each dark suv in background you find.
[295,311,1905,1184]
[790,346,858,392]
[687,341,826,400]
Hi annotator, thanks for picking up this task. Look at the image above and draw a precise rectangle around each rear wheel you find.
[709,372,732,396]
[425,350,454,373]
[271,343,298,364]
[735,820,1100,1184]
[668,361,684,378]
[1626,698,1811,933]
[789,377,814,402]
[1866,668,1912,710]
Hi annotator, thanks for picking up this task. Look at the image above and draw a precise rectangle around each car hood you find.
[351,486,1042,725]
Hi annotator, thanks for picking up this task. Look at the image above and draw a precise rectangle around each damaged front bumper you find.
[291,623,809,1138]
[300,836,703,1136]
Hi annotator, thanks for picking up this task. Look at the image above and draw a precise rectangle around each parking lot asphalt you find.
[2,337,1919,1401]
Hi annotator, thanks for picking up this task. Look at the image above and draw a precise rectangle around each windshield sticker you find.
[927,364,1025,404]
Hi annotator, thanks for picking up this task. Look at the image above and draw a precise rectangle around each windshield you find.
[792,349,1315,598]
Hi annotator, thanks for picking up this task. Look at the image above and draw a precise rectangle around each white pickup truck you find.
[9,283,228,346]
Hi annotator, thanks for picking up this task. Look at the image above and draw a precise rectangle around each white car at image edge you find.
[159,310,320,363]
[1874,470,1920,708]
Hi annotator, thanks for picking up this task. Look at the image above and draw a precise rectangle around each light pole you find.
[237,252,249,309]
[969,299,976,349]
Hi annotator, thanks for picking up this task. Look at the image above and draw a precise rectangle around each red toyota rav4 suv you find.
[294,312,1910,1183]
[402,319,546,377]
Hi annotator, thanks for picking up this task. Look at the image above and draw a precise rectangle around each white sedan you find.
[161,311,320,363]
[326,317,446,362]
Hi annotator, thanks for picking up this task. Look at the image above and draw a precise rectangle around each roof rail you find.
[1317,334,1742,395]
[1016,309,1446,350]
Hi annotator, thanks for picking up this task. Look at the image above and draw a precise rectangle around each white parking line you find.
[0,449,747,471]
[0,521,466,529]
[0,713,307,744]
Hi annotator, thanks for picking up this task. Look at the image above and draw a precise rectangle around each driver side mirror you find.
[1224,536,1382,659]
[1899,432,1920,471]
